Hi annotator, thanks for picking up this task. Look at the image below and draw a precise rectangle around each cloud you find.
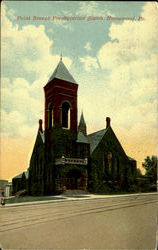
[80,56,99,71]
[77,2,157,171]
[76,1,115,17]
[1,4,72,81]
[1,3,73,139]
[1,77,43,138]
[76,1,98,16]
[97,2,158,129]
[98,3,158,69]
[84,42,92,51]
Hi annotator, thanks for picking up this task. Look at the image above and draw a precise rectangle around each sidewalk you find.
[1,192,156,208]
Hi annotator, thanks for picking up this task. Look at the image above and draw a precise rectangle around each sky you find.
[1,1,158,181]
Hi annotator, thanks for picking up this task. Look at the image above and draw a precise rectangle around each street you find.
[0,193,157,249]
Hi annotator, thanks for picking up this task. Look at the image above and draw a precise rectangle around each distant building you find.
[0,180,12,197]
[13,58,137,195]
[12,171,28,194]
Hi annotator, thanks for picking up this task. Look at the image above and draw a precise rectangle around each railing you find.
[55,156,88,166]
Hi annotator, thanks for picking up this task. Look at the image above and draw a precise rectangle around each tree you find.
[136,168,143,178]
[142,156,157,184]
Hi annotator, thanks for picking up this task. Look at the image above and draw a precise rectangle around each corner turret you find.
[78,112,87,136]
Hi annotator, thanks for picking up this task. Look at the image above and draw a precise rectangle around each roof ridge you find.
[88,128,106,137]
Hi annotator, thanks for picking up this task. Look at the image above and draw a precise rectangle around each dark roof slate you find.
[128,156,136,161]
[48,60,77,84]
[39,131,45,143]
[77,131,89,144]
[13,173,23,179]
[13,170,29,180]
[87,128,108,154]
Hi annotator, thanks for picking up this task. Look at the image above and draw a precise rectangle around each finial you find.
[106,117,111,129]
[60,53,62,61]
[39,119,43,133]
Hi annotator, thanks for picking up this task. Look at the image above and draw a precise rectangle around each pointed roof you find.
[87,129,108,154]
[48,59,77,84]
[13,170,29,180]
[77,131,89,144]
[88,126,127,157]
[13,172,23,179]
[79,112,86,127]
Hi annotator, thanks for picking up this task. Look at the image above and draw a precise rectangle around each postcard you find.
[0,1,157,249]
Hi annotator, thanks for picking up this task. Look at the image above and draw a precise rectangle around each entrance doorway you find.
[62,169,86,190]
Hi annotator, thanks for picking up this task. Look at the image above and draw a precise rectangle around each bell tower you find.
[44,57,78,133]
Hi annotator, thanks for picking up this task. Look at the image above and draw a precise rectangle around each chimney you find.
[106,117,111,129]
[39,119,43,133]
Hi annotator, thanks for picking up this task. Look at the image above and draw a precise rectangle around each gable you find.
[88,127,127,158]
[87,129,107,154]
[30,131,45,162]
[34,131,45,148]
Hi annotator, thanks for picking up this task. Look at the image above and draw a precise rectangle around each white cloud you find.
[98,3,158,70]
[76,1,98,16]
[84,42,92,51]
[1,77,44,137]
[1,5,51,78]
[1,3,73,138]
[1,4,72,80]
[1,109,26,137]
[76,1,115,17]
[97,2,158,131]
[80,56,99,71]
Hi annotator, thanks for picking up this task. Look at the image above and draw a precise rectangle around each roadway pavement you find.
[0,193,157,249]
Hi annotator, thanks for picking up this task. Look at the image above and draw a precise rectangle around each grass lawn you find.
[5,196,66,204]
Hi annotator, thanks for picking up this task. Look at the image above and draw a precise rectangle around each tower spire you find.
[78,112,87,136]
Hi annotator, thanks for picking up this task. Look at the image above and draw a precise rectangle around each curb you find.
[1,192,156,208]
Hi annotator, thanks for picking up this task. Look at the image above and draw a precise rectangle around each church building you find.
[14,57,137,195]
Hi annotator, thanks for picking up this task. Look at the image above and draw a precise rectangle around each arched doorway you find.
[62,168,86,190]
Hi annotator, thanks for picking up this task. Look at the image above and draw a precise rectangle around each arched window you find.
[107,152,112,173]
[117,157,120,180]
[62,102,70,129]
[48,103,53,128]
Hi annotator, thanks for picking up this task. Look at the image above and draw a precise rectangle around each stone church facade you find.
[13,58,137,195]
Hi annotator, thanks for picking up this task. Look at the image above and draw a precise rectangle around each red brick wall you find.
[44,78,78,133]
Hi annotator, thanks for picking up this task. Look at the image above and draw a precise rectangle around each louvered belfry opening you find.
[62,102,70,129]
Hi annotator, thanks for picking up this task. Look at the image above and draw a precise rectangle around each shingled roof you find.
[13,170,29,180]
[87,128,108,154]
[39,131,45,143]
[77,131,89,144]
[48,59,77,84]
[13,173,23,179]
